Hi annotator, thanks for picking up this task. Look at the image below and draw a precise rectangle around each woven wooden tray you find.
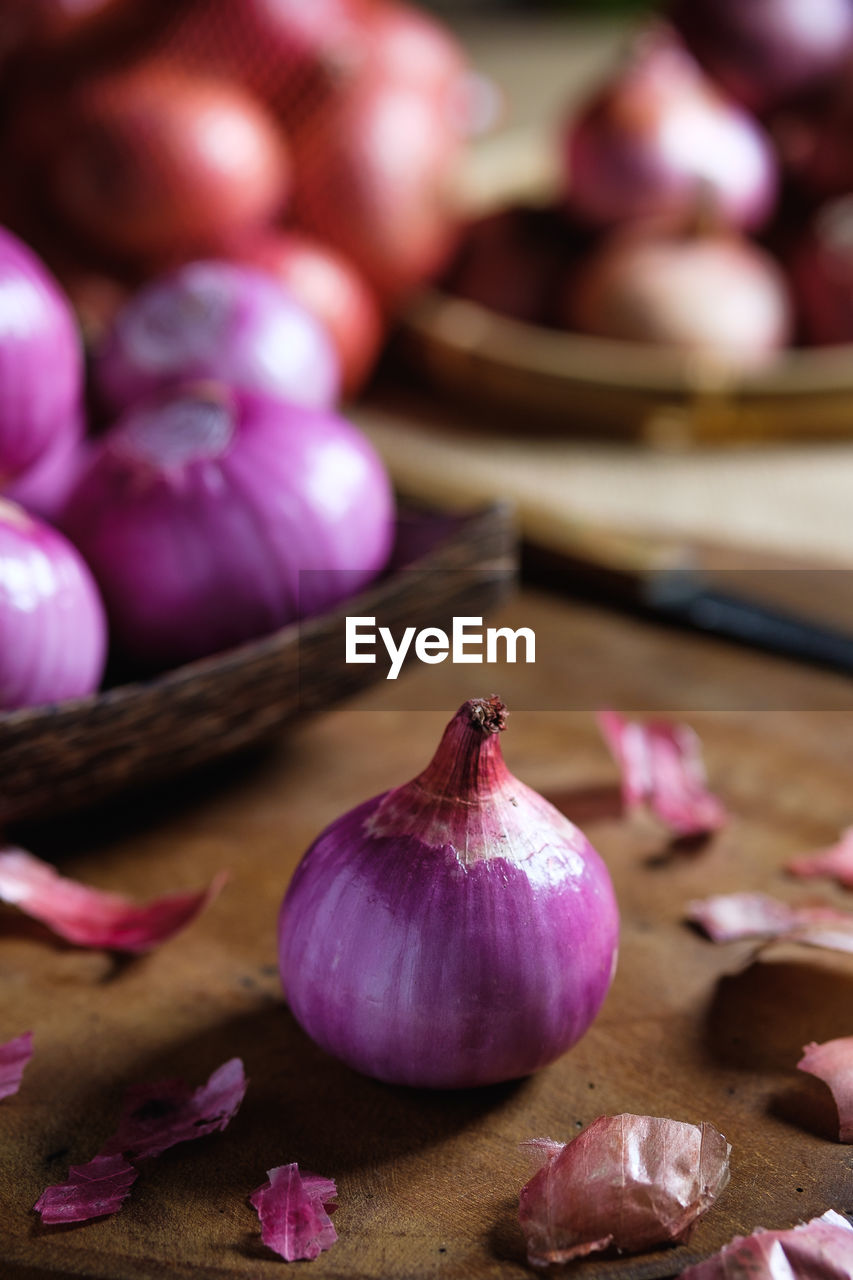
[0,502,516,825]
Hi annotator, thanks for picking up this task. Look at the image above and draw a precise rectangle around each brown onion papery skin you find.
[670,0,853,116]
[793,199,853,344]
[278,698,619,1089]
[46,62,290,264]
[291,75,463,307]
[563,29,778,232]
[566,229,793,366]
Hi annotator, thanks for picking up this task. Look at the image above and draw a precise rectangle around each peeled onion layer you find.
[279,699,619,1089]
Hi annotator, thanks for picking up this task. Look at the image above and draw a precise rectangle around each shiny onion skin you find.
[0,227,83,483]
[563,29,778,232]
[3,413,89,524]
[95,261,340,414]
[0,498,106,710]
[670,0,853,116]
[47,62,290,264]
[566,228,793,366]
[63,384,393,669]
[279,698,619,1089]
[228,231,383,398]
[292,76,463,307]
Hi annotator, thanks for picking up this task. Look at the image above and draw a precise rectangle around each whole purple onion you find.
[279,697,619,1089]
[3,412,90,524]
[0,497,107,710]
[563,29,778,232]
[670,0,853,115]
[94,260,341,414]
[0,227,83,482]
[63,382,393,669]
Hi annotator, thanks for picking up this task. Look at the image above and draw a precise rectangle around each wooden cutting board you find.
[3,589,853,1279]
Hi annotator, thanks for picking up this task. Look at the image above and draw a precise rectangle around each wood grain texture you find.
[2,591,853,1279]
[0,504,515,826]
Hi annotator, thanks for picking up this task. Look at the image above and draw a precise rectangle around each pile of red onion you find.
[0,220,395,709]
[445,0,853,358]
[0,0,488,390]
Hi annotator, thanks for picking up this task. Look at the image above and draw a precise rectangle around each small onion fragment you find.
[100,1057,248,1160]
[798,1039,853,1142]
[250,1164,338,1262]
[0,1031,33,1100]
[788,827,853,888]
[34,1155,137,1225]
[0,847,226,952]
[518,1114,731,1267]
[597,710,727,837]
[679,1210,853,1280]
[95,260,340,414]
[35,1059,246,1224]
[0,227,83,482]
[279,697,619,1089]
[2,417,88,524]
[0,499,107,710]
[687,892,853,954]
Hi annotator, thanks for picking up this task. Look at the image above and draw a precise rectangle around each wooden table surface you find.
[3,587,853,1280]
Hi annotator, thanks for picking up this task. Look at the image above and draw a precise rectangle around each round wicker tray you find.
[401,130,853,446]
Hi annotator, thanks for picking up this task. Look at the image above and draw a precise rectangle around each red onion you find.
[292,76,463,306]
[792,198,853,344]
[46,63,290,264]
[361,0,493,138]
[228,231,383,398]
[3,413,89,524]
[0,497,107,709]
[278,697,619,1089]
[153,0,370,133]
[95,261,340,415]
[563,29,778,232]
[670,0,853,115]
[567,228,792,365]
[63,383,393,668]
[0,227,83,482]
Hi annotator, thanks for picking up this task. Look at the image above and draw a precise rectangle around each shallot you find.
[46,63,290,264]
[0,227,83,482]
[279,697,619,1088]
[229,231,383,398]
[0,498,106,709]
[563,28,778,232]
[566,226,793,366]
[95,261,340,414]
[63,383,393,668]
